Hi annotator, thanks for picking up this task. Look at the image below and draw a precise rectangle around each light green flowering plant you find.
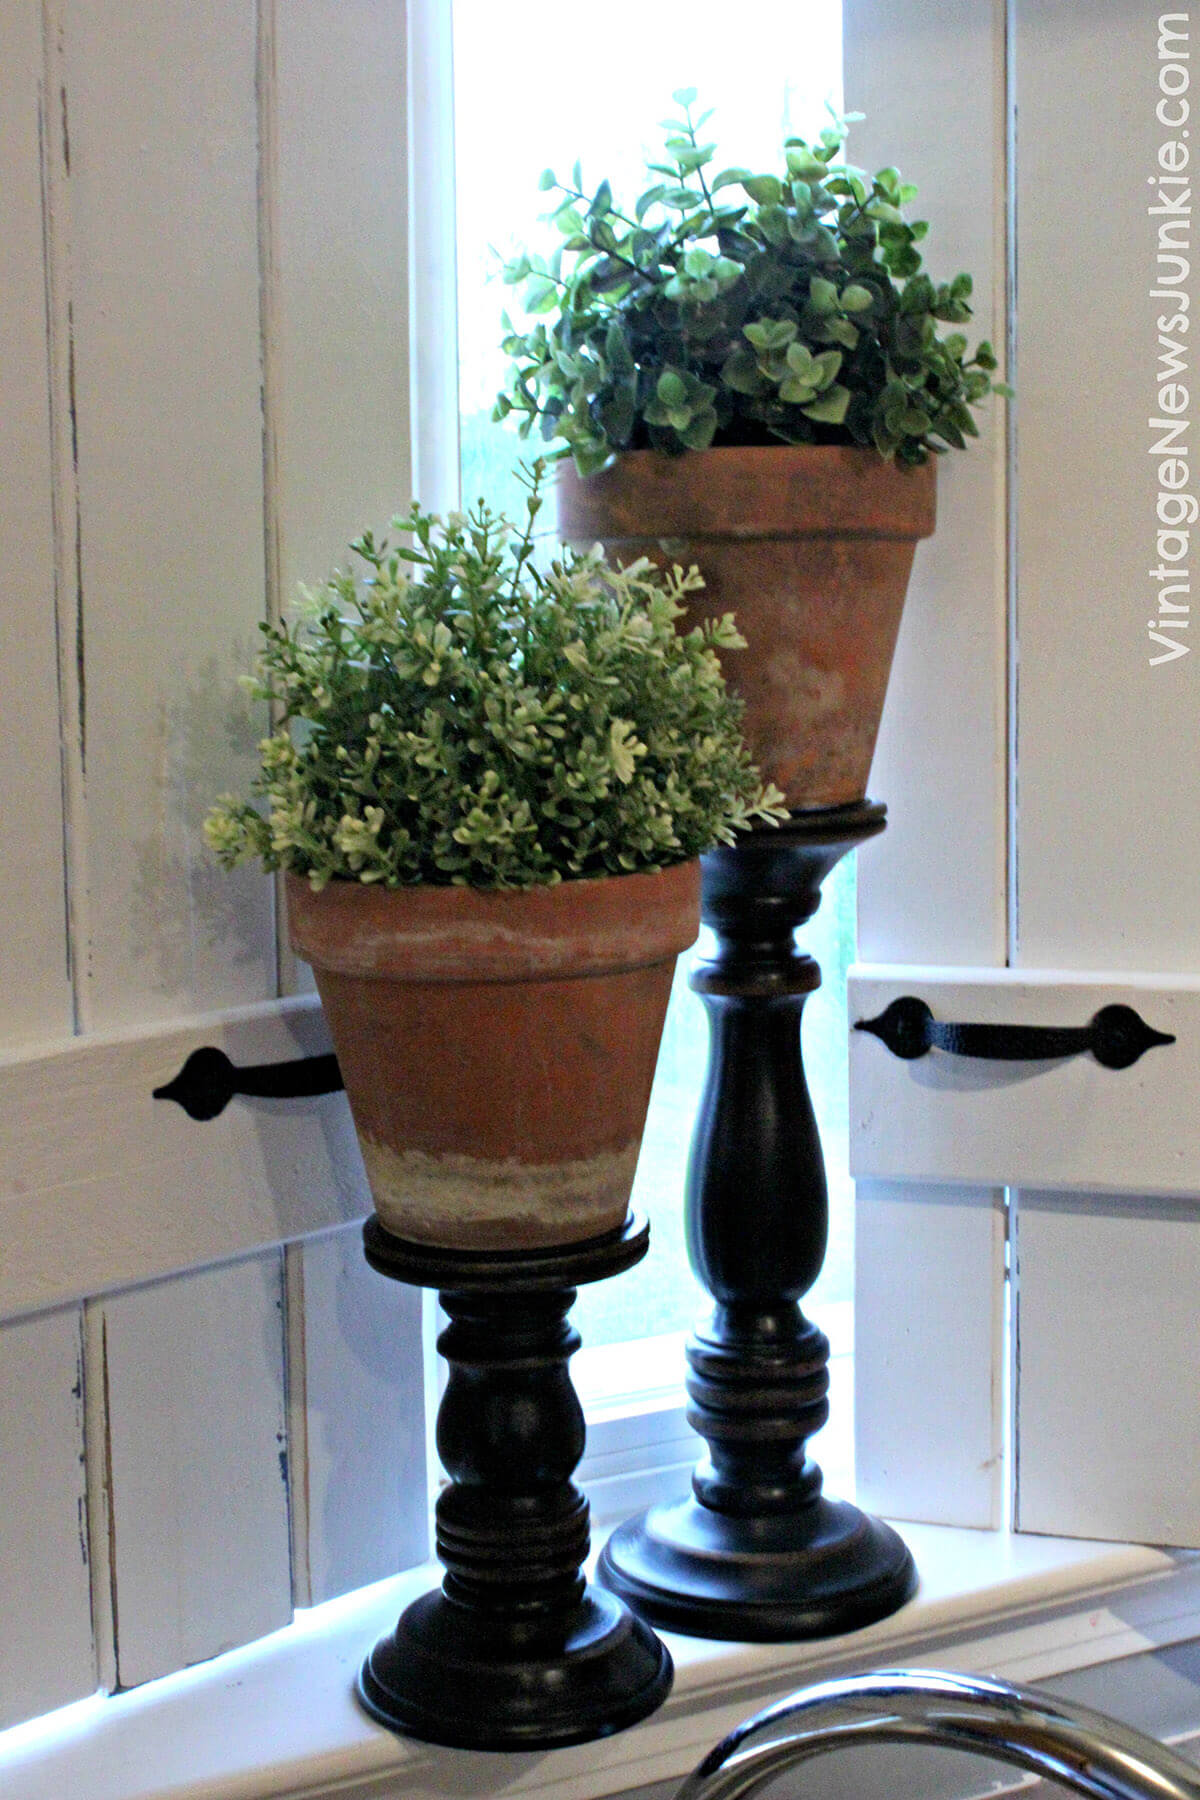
[206,463,783,890]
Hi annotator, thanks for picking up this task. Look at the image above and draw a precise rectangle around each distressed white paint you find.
[845,0,1009,971]
[406,0,460,514]
[97,1255,292,1689]
[291,1225,427,1608]
[0,996,369,1322]
[270,0,411,610]
[63,0,274,1030]
[1013,1,1200,974]
[856,1182,1005,1529]
[849,966,1193,1196]
[1015,1191,1200,1545]
[844,0,1009,1528]
[267,0,413,1000]
[1004,7,1200,1543]
[0,0,72,1046]
[0,1308,95,1730]
[0,0,431,1735]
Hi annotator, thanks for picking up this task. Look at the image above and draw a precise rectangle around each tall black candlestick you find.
[598,803,916,1640]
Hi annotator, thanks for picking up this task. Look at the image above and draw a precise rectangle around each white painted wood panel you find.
[844,0,1009,1528]
[844,0,1009,970]
[63,0,274,1031]
[1014,0,1200,975]
[849,966,1193,1196]
[407,0,460,515]
[0,996,369,1322]
[1015,1190,1200,1545]
[0,0,73,1047]
[855,1181,1005,1529]
[97,1254,292,1689]
[0,1308,96,1729]
[290,1226,427,1608]
[268,0,412,999]
[270,0,411,610]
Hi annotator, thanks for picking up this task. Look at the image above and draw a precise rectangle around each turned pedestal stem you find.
[358,1214,672,1749]
[597,803,916,1640]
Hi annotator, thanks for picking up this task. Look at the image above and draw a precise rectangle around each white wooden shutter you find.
[847,0,1200,1548]
[844,0,1009,1532]
[0,0,426,1729]
[0,0,94,1733]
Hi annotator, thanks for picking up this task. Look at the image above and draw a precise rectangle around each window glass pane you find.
[452,0,849,1356]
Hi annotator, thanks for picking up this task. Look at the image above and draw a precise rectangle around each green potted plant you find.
[496,99,1009,809]
[206,463,780,1251]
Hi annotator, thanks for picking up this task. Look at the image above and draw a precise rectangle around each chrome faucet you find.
[676,1670,1200,1800]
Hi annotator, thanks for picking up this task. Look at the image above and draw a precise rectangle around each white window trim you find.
[1,1531,1195,1800]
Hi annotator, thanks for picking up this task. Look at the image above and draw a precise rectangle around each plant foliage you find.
[206,464,783,890]
[495,96,1009,473]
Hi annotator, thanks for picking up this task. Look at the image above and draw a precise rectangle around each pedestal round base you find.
[358,1586,673,1751]
[597,1494,916,1642]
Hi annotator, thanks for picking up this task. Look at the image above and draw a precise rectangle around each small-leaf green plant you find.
[206,463,783,891]
[495,95,1010,474]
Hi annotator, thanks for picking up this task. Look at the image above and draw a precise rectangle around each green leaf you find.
[801,384,851,424]
[742,174,783,205]
[841,283,873,312]
[812,349,844,388]
[537,168,557,191]
[757,204,791,246]
[605,320,635,376]
[712,166,752,192]
[779,376,817,404]
[817,316,861,349]
[523,276,559,313]
[744,317,797,351]
[720,346,769,394]
[786,147,827,180]
[679,408,718,449]
[635,185,669,221]
[656,369,689,406]
[672,85,698,105]
[808,276,839,316]
[589,179,613,218]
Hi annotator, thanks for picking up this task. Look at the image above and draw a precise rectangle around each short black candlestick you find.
[598,803,916,1640]
[357,1213,672,1749]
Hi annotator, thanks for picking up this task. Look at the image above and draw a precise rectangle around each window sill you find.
[3,1529,1198,1800]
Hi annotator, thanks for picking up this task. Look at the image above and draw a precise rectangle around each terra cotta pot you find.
[287,862,700,1251]
[557,445,937,810]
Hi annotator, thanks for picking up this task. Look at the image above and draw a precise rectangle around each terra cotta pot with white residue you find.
[286,860,700,1251]
[557,445,937,811]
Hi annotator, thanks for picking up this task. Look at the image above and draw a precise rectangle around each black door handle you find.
[153,1046,343,1121]
[855,997,1175,1070]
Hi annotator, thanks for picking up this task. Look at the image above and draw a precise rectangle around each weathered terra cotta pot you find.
[557,445,937,811]
[287,861,700,1251]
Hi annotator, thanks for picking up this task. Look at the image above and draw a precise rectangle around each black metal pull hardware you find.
[153,1046,343,1121]
[855,997,1175,1071]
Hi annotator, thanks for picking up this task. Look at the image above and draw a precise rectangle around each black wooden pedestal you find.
[357,1213,672,1750]
[597,803,917,1641]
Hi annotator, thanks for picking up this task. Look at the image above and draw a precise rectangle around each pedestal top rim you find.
[362,1211,650,1291]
